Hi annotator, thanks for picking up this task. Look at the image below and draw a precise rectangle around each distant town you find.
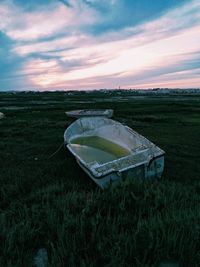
[1,88,200,96]
[85,88,200,95]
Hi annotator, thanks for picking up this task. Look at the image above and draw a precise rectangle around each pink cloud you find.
[0,0,99,41]
[1,0,200,90]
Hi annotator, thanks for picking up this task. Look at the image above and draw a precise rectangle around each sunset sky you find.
[0,0,200,91]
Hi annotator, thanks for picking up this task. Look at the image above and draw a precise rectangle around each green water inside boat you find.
[70,136,130,164]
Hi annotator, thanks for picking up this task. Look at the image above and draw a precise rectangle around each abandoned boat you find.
[64,117,165,189]
[65,109,113,119]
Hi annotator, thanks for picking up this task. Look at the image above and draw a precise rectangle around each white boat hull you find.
[64,117,165,189]
[65,109,113,119]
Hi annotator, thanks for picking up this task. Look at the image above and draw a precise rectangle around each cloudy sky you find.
[0,0,200,91]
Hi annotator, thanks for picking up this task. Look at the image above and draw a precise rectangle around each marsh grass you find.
[0,92,200,266]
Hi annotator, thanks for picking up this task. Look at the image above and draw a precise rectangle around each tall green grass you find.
[0,92,200,266]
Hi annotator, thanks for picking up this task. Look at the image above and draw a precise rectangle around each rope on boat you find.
[48,142,64,159]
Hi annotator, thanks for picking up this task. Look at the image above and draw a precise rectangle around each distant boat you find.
[0,112,5,119]
[64,117,165,189]
[65,109,113,119]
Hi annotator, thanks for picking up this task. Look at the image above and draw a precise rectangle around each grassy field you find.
[0,91,200,267]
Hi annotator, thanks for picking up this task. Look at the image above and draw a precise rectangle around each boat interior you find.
[65,117,153,167]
